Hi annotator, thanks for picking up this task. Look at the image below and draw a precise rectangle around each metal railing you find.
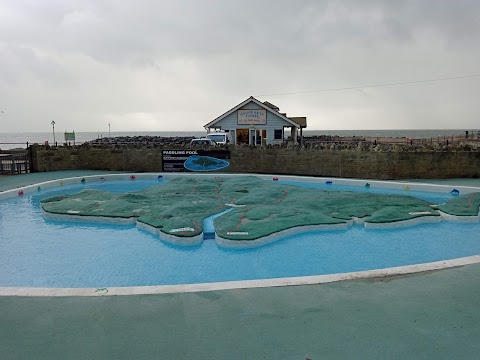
[0,151,30,174]
[0,142,30,149]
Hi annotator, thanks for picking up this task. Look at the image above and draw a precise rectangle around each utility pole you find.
[51,120,56,145]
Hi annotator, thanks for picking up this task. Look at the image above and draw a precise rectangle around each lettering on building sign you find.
[237,109,267,125]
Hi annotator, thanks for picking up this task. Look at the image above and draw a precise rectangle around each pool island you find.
[40,176,480,247]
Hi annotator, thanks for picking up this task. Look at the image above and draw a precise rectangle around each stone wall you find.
[230,147,480,179]
[32,146,165,173]
[31,145,480,180]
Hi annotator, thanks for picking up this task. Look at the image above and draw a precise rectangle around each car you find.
[206,132,232,145]
[190,138,217,146]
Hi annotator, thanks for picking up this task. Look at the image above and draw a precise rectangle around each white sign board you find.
[237,109,267,125]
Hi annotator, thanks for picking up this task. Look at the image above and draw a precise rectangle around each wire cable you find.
[254,73,480,97]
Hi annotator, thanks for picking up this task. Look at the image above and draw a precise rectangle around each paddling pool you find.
[0,174,479,288]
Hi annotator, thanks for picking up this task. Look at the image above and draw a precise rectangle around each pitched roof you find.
[262,101,280,111]
[204,96,301,129]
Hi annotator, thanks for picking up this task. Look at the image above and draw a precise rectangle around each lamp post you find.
[51,120,56,145]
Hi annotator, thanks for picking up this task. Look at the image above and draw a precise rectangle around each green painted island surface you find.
[40,176,480,242]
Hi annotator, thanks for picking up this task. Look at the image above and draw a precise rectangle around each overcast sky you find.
[0,0,479,133]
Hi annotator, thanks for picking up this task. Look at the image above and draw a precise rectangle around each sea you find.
[0,129,478,150]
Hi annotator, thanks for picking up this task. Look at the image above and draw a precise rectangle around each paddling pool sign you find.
[162,150,230,172]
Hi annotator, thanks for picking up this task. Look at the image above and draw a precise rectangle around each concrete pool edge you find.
[1,255,480,297]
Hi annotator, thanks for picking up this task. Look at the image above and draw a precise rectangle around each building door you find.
[249,129,256,145]
[254,129,267,145]
[261,129,267,145]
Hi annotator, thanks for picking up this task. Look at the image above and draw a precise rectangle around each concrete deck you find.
[1,172,480,359]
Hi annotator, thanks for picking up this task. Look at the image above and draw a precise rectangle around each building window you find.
[274,129,283,140]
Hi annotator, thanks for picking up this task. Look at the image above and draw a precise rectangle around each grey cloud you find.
[3,1,479,62]
[0,0,479,132]
[0,44,73,86]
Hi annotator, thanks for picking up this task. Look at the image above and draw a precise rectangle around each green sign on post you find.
[64,131,75,144]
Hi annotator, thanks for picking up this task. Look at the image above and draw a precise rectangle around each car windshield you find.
[192,139,212,145]
[207,134,225,142]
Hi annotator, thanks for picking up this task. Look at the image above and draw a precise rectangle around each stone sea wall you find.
[31,143,480,180]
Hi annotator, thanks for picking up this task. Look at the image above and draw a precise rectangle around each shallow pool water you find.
[0,178,478,288]
[278,180,451,204]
